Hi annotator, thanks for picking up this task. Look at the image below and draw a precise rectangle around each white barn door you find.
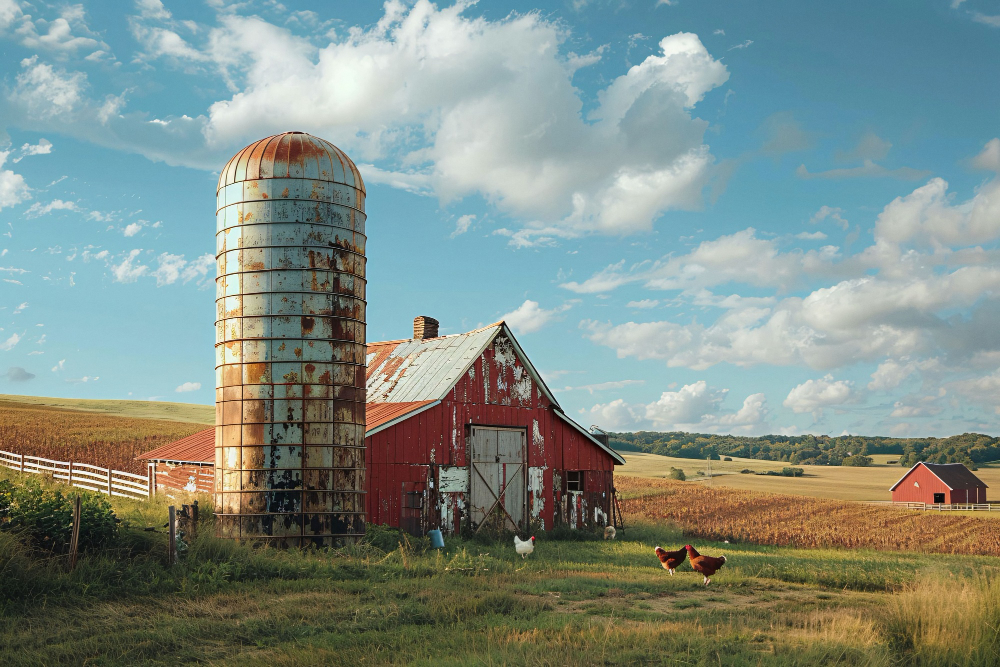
[469,426,526,532]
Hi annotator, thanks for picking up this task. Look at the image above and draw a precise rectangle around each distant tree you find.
[668,467,686,481]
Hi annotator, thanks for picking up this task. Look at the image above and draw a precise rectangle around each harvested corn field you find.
[617,477,1000,556]
[0,401,206,474]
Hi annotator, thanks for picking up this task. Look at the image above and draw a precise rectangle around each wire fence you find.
[0,448,151,499]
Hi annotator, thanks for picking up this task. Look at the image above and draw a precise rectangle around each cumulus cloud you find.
[873,177,1000,248]
[583,381,768,432]
[175,381,201,392]
[0,150,31,211]
[500,300,574,334]
[971,138,1000,172]
[562,229,839,294]
[10,57,87,118]
[450,214,475,238]
[783,375,856,418]
[16,5,110,56]
[3,366,35,382]
[121,4,729,239]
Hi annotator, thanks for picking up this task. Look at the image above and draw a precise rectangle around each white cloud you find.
[51,358,65,371]
[971,138,1000,172]
[0,151,31,211]
[25,199,80,217]
[138,5,728,238]
[175,381,201,392]
[562,379,645,394]
[626,299,659,309]
[728,39,753,50]
[123,222,143,237]
[16,5,109,55]
[111,249,149,283]
[796,231,827,240]
[797,160,931,181]
[12,138,53,163]
[450,214,475,238]
[810,205,849,230]
[66,376,98,383]
[11,56,87,118]
[151,252,214,286]
[783,375,856,417]
[873,177,1000,248]
[584,381,767,432]
[970,12,1000,27]
[500,299,573,334]
[0,333,21,351]
[867,357,940,391]
[12,302,27,314]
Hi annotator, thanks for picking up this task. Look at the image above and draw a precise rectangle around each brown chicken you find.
[684,544,727,586]
[654,546,686,575]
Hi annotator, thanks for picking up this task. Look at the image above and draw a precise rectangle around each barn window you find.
[933,493,945,504]
[567,471,583,492]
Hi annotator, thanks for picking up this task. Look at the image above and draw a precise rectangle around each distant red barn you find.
[890,462,987,504]
[141,317,626,535]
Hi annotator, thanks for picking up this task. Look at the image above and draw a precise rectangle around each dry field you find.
[618,476,1000,556]
[0,400,207,474]
[618,451,1000,502]
[0,393,213,423]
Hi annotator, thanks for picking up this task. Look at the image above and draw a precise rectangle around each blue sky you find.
[1,0,999,438]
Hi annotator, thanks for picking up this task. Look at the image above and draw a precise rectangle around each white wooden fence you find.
[866,500,1000,512]
[0,449,151,499]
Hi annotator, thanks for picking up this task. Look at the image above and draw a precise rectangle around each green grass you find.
[0,394,213,424]
[2,472,999,665]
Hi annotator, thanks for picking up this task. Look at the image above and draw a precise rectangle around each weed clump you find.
[0,479,118,554]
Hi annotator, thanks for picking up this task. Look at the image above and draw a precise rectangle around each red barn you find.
[141,317,626,535]
[890,462,987,504]
[366,318,626,536]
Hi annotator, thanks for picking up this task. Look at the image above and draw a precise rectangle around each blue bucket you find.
[428,529,445,549]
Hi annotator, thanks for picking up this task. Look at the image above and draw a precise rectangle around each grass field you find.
[3,470,1000,664]
[0,394,213,424]
[618,451,1000,502]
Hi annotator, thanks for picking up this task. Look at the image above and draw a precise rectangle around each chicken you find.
[684,545,726,586]
[514,535,535,559]
[654,546,686,575]
[604,526,617,540]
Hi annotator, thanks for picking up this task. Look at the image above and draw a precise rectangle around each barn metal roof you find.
[366,322,559,406]
[365,400,439,437]
[889,462,988,491]
[140,429,215,465]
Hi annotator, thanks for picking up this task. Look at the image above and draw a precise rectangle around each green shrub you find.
[724,457,733,461]
[782,467,805,477]
[0,479,119,554]
[668,467,686,481]
[844,455,873,467]
[740,469,753,474]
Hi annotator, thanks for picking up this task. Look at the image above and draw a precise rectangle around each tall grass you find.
[885,573,1000,664]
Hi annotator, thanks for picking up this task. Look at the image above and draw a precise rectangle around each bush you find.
[844,455,873,467]
[740,469,753,474]
[668,467,686,481]
[782,467,805,477]
[724,457,733,461]
[0,479,119,554]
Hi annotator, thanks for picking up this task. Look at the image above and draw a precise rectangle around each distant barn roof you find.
[890,462,988,491]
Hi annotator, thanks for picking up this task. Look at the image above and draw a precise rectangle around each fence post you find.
[68,460,73,487]
[67,495,82,572]
[168,506,177,566]
[20,452,24,473]
[107,468,113,496]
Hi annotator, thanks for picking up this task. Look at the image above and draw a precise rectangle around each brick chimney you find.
[413,316,439,339]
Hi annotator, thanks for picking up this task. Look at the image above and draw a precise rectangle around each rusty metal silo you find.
[215,132,366,547]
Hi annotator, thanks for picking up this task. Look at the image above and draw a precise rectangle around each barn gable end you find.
[890,462,987,504]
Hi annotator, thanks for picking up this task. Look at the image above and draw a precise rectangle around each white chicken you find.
[514,535,535,559]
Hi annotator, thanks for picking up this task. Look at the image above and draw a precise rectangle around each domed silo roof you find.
[217,131,365,194]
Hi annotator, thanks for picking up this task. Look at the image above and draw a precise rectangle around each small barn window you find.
[914,481,919,488]
[567,471,583,492]
[933,493,945,504]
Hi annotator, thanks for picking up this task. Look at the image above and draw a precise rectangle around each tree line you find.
[608,431,1000,469]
